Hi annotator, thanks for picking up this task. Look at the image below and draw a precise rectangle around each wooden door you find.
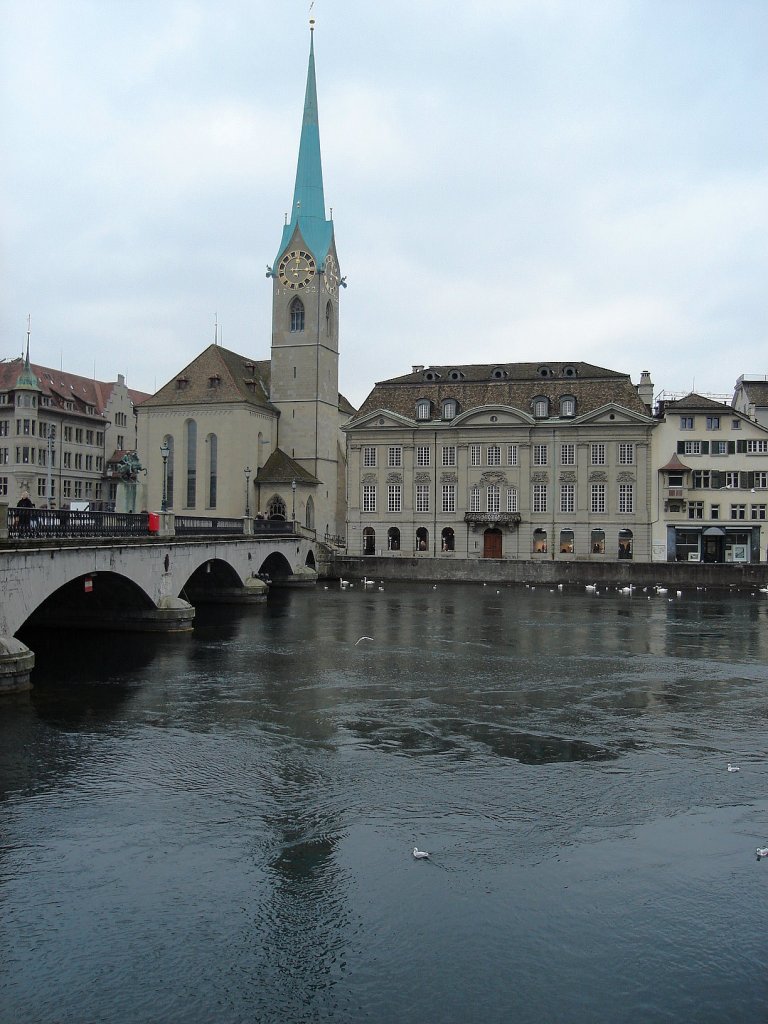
[483,529,502,558]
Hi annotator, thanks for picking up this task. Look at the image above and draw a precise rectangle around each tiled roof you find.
[137,344,275,411]
[356,361,648,419]
[0,358,151,416]
[736,381,768,406]
[659,452,690,472]
[255,448,319,485]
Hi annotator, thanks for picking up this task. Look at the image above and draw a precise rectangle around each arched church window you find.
[185,419,197,508]
[305,495,315,530]
[268,495,287,520]
[163,434,174,509]
[290,297,305,333]
[325,301,333,336]
[206,433,217,508]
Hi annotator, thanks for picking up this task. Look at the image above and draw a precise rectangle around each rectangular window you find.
[0,420,8,436]
[751,504,767,520]
[487,484,500,513]
[560,443,575,466]
[416,483,430,513]
[618,483,634,513]
[117,435,124,450]
[590,483,606,513]
[363,446,376,467]
[692,470,711,489]
[618,443,634,465]
[560,482,575,514]
[532,483,547,513]
[63,479,71,498]
[0,477,7,496]
[469,444,481,467]
[387,484,402,513]
[74,480,82,498]
[755,472,768,489]
[0,448,8,465]
[711,504,720,519]
[469,486,481,512]
[75,428,83,443]
[37,478,46,498]
[591,443,606,466]
[746,440,768,454]
[388,446,402,467]
[86,429,94,444]
[487,444,501,466]
[441,446,456,467]
[725,471,739,488]
[362,484,376,512]
[683,441,702,455]
[732,419,741,430]
[442,484,456,513]
[706,416,720,430]
[96,431,104,446]
[506,445,518,466]
[688,500,704,519]
[506,487,518,513]
[533,445,548,466]
[730,504,746,520]
[416,445,431,467]
[711,440,728,456]
[85,455,93,471]
[63,426,72,442]
[74,453,82,469]
[680,417,694,430]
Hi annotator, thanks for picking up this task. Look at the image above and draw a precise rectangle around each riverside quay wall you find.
[323,555,768,591]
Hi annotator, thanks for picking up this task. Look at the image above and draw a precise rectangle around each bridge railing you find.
[174,515,245,536]
[7,508,150,540]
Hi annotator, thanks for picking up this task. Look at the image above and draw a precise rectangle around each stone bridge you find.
[0,527,320,693]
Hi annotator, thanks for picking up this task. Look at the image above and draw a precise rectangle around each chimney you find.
[637,370,654,410]
[412,365,424,374]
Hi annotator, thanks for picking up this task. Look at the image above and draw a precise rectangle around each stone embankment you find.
[322,556,768,591]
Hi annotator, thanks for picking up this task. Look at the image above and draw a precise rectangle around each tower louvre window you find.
[290,297,305,333]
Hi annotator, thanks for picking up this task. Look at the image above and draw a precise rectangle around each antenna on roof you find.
[214,312,219,345]
[25,314,31,362]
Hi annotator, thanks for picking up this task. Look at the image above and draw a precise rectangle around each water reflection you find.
[3,583,768,1023]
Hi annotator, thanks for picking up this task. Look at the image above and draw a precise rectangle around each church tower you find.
[269,20,341,538]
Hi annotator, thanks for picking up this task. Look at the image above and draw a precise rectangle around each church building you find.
[137,23,353,541]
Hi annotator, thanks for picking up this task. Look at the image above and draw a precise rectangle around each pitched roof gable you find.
[137,344,274,411]
[255,447,319,485]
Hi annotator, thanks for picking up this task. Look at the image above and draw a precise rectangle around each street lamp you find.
[160,441,170,512]
[291,478,296,521]
[244,466,252,517]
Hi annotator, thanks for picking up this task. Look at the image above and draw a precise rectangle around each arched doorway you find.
[559,529,574,554]
[483,528,502,558]
[618,529,633,559]
[441,527,455,552]
[267,495,286,520]
[416,527,429,552]
[533,528,548,554]
[305,495,314,530]
[590,528,605,554]
[363,527,376,555]
[387,526,400,551]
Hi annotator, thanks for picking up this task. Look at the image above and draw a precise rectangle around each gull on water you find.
[355,636,374,645]
[756,847,768,859]
[412,847,430,859]
[727,763,740,772]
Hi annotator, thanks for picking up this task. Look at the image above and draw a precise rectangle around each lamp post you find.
[160,441,170,512]
[244,466,252,517]
[291,478,297,521]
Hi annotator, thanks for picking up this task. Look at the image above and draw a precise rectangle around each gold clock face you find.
[324,254,339,294]
[278,249,316,289]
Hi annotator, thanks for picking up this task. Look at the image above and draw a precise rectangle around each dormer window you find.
[208,375,221,389]
[562,365,577,378]
[176,377,189,391]
[416,399,432,421]
[442,399,458,420]
[491,367,508,379]
[560,396,576,417]
[533,396,549,418]
[448,369,465,381]
[537,366,553,378]
[424,369,441,382]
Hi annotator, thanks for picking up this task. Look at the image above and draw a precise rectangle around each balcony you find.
[464,511,521,529]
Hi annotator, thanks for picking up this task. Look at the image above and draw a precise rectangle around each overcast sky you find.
[1,0,766,410]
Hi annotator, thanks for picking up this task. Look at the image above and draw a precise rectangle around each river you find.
[2,581,768,1023]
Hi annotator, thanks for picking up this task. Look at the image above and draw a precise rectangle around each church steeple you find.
[274,21,334,268]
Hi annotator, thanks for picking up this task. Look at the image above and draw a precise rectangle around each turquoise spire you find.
[275,23,334,268]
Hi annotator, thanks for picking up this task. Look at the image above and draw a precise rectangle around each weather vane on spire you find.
[309,1,315,31]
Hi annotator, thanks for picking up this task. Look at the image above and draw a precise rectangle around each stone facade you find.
[651,392,768,563]
[344,362,656,562]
